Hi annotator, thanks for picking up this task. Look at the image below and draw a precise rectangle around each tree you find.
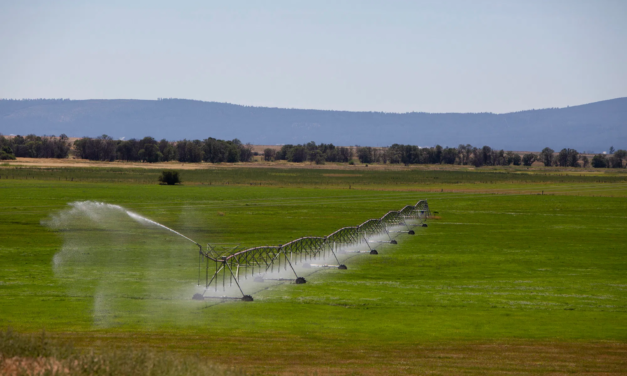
[357,147,373,164]
[157,139,176,162]
[609,155,624,168]
[98,135,117,161]
[275,145,293,160]
[591,154,608,168]
[610,149,626,168]
[337,147,352,163]
[386,144,403,164]
[287,146,307,162]
[522,153,536,166]
[263,148,276,161]
[480,146,493,166]
[505,151,522,166]
[434,145,443,164]
[1,145,16,160]
[177,140,204,162]
[557,148,569,167]
[73,135,116,161]
[581,155,589,168]
[505,151,515,165]
[609,146,615,154]
[138,143,162,163]
[440,148,457,164]
[540,147,554,166]
[202,137,228,163]
[239,143,254,162]
[469,147,483,167]
[117,139,139,161]
[567,149,580,167]
[158,170,181,185]
[456,144,471,165]
[161,144,177,161]
[557,148,579,167]
[309,150,325,165]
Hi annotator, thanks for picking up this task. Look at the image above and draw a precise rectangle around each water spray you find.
[57,200,431,303]
[302,263,348,269]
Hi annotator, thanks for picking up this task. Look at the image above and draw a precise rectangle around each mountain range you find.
[1,97,626,151]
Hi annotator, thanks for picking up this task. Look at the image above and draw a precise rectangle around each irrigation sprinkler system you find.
[192,200,431,302]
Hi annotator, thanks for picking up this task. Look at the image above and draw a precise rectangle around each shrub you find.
[158,171,181,185]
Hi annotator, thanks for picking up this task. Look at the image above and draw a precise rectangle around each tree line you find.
[346,144,626,168]
[53,135,252,163]
[264,143,353,164]
[259,143,626,168]
[0,134,71,160]
[0,134,625,168]
[533,147,626,168]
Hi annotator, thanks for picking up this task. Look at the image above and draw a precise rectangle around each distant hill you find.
[1,97,626,151]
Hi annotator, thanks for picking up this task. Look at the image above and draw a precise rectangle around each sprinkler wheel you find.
[422,224,428,227]
[295,277,306,284]
[338,264,348,270]
[390,240,398,244]
[192,293,204,301]
[241,295,254,302]
[370,249,378,255]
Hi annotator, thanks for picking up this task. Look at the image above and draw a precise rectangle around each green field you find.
[1,166,626,374]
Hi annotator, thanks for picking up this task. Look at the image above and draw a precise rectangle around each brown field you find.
[2,156,616,174]
[4,339,625,375]
[54,333,627,375]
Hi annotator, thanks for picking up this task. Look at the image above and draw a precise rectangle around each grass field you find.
[1,164,626,374]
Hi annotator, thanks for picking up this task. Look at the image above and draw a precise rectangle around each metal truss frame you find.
[196,200,431,301]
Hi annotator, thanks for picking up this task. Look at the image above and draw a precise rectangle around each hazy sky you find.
[1,0,626,113]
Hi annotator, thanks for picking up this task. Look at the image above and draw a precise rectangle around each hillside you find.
[1,97,626,151]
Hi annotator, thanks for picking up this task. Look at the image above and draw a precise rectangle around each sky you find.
[1,0,626,113]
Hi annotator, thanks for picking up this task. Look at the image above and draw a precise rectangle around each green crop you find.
[0,166,625,374]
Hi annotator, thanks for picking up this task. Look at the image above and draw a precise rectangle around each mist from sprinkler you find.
[43,201,210,326]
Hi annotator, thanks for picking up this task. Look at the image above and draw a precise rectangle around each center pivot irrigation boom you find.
[192,200,431,301]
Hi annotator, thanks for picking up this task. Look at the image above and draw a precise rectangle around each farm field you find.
[0,165,626,374]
